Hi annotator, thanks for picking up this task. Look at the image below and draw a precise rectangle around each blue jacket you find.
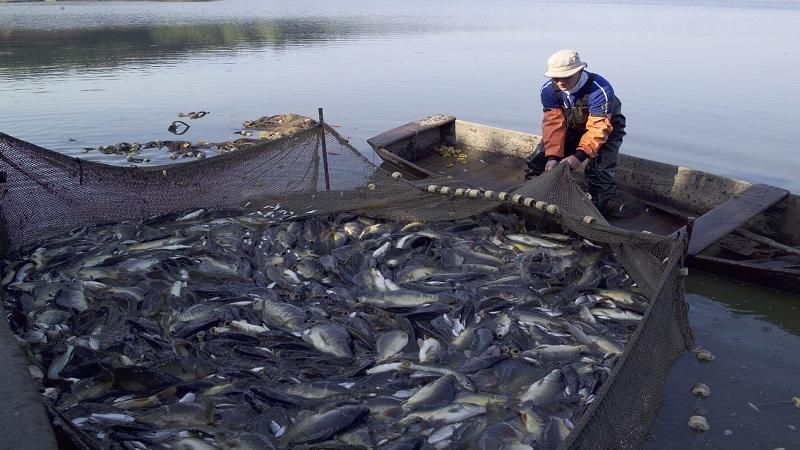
[539,71,617,159]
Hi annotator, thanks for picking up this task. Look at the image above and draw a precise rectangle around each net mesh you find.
[0,124,692,449]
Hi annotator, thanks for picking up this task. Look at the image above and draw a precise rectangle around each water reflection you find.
[648,272,800,449]
[1,19,391,78]
[685,272,800,334]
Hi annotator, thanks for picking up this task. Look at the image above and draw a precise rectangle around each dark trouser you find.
[525,131,624,214]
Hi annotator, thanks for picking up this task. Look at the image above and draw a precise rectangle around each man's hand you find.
[544,159,558,171]
[560,155,582,170]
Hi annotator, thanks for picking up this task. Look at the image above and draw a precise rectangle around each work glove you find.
[544,159,558,171]
[560,155,582,170]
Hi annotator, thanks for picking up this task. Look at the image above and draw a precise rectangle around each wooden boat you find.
[368,115,800,295]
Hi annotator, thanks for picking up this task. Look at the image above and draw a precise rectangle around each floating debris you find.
[688,415,710,432]
[80,114,318,162]
[178,111,209,120]
[242,113,316,141]
[691,383,711,398]
[167,120,190,135]
[695,348,715,362]
[2,208,648,448]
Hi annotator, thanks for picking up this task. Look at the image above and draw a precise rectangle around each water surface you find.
[2,0,799,190]
[2,1,800,447]
[649,273,800,449]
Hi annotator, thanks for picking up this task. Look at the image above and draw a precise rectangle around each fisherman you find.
[525,49,626,215]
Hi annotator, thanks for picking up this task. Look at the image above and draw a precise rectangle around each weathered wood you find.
[317,109,331,191]
[615,154,753,216]
[687,183,789,256]
[454,120,542,157]
[733,228,800,258]
[690,254,800,294]
[367,115,455,151]
[375,147,434,178]
[735,256,800,269]
[0,303,58,450]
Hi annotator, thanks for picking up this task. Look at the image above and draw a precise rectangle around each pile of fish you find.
[2,206,648,449]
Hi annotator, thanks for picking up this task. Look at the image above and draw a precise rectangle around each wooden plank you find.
[734,256,800,269]
[688,183,789,256]
[733,228,800,258]
[367,115,455,150]
[690,254,800,295]
[375,148,434,178]
[0,303,59,450]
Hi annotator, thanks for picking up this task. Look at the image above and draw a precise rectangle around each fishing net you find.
[0,122,692,449]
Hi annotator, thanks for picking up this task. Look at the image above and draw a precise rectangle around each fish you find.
[358,290,444,308]
[418,336,444,363]
[302,323,353,357]
[376,330,409,361]
[2,207,649,448]
[519,402,550,444]
[519,369,563,405]
[403,375,457,411]
[396,266,438,284]
[400,403,486,425]
[590,308,644,323]
[280,405,369,445]
[256,295,307,331]
[522,344,589,362]
[506,234,564,249]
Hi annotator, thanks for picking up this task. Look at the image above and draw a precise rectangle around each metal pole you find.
[318,108,331,191]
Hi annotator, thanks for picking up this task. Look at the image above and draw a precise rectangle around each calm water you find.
[648,273,800,449]
[2,1,799,447]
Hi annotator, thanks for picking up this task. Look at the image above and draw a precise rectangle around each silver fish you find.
[403,375,457,411]
[519,369,563,405]
[418,336,444,363]
[281,405,369,445]
[376,330,409,362]
[303,323,353,357]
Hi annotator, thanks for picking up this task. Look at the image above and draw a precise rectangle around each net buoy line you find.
[388,171,599,225]
[272,170,600,225]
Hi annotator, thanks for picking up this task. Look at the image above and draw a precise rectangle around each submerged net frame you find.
[0,124,692,449]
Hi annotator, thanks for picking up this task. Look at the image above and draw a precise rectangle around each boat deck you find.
[369,115,800,294]
[415,149,526,190]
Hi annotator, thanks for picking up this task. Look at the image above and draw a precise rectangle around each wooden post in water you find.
[318,107,331,191]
